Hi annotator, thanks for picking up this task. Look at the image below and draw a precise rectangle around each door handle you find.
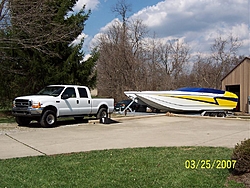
[88,100,90,104]
[77,100,79,104]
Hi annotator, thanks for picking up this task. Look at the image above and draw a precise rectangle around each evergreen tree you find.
[0,0,97,108]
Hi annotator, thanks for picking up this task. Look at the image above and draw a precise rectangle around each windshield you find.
[37,86,65,96]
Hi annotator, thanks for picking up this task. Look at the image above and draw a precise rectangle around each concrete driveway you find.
[0,115,250,159]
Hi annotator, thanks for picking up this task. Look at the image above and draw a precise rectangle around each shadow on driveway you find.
[20,118,120,128]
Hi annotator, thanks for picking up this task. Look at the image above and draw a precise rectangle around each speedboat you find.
[124,87,238,112]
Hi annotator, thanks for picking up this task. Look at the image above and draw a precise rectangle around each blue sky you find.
[85,0,162,35]
[72,0,250,57]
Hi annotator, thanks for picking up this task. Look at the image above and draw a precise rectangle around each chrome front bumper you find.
[12,107,43,117]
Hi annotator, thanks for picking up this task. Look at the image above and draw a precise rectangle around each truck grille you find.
[15,99,31,107]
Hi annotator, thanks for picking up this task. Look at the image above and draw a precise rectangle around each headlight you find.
[12,100,16,107]
[32,101,41,108]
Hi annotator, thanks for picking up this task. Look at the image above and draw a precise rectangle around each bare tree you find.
[97,0,150,101]
[190,35,242,89]
[97,14,192,101]
[157,39,190,89]
[97,20,146,100]
[190,55,216,88]
[0,0,89,56]
[139,35,164,91]
[210,35,241,88]
[129,19,148,57]
[111,0,131,26]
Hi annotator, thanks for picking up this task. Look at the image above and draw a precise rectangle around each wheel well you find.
[42,106,57,115]
[96,105,108,116]
[99,105,108,111]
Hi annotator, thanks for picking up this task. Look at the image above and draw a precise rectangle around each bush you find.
[231,139,250,175]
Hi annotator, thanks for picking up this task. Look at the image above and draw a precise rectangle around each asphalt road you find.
[0,115,250,159]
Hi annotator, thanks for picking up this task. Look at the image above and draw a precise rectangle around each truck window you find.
[78,88,88,98]
[37,86,64,96]
[63,87,76,98]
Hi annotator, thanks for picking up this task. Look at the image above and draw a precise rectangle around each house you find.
[221,57,250,113]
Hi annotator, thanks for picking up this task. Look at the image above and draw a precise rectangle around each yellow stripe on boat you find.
[172,96,216,103]
[224,91,238,98]
[158,94,217,104]
[216,98,237,108]
[217,91,238,108]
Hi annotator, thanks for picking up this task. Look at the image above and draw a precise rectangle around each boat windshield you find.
[37,86,65,96]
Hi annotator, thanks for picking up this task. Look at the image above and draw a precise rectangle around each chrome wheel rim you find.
[102,111,107,118]
[46,114,55,125]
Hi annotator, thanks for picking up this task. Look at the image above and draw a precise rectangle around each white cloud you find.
[131,0,249,55]
[99,18,121,32]
[87,0,249,56]
[132,0,247,37]
[73,0,100,11]
[71,33,88,46]
[83,54,92,62]
[87,18,122,50]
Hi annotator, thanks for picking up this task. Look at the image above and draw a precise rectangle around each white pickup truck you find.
[12,85,114,127]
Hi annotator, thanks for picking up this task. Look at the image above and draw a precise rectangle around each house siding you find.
[221,57,250,112]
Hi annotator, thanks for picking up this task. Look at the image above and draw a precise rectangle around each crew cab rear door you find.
[77,87,92,115]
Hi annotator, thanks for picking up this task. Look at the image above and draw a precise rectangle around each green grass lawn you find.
[0,147,244,187]
[0,116,15,123]
[0,110,15,123]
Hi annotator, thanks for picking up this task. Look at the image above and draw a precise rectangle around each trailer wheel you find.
[40,110,57,128]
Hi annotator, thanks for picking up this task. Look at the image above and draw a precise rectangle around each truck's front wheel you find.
[40,110,57,128]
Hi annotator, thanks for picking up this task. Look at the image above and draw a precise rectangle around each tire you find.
[97,108,108,119]
[40,110,57,128]
[16,117,31,126]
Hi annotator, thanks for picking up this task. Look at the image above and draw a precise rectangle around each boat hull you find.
[124,88,238,112]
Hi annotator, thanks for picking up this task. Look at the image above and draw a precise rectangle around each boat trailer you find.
[201,111,227,117]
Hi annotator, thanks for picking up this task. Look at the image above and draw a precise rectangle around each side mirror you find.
[61,94,70,99]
